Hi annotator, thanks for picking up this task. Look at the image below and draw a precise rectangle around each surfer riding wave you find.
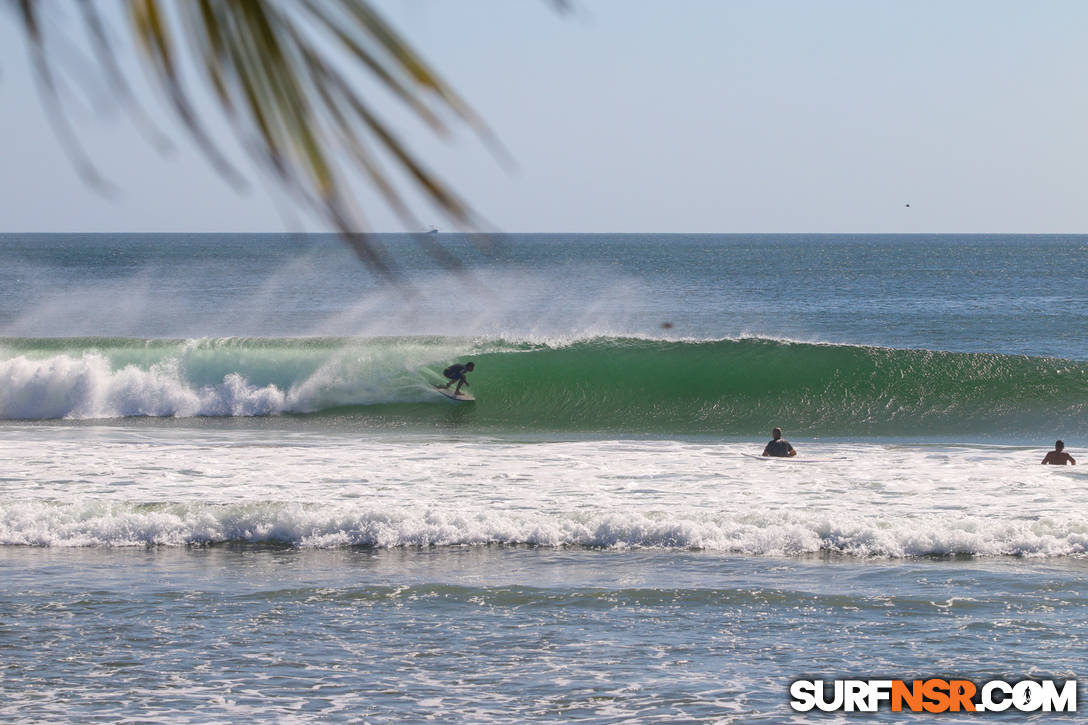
[439,361,475,396]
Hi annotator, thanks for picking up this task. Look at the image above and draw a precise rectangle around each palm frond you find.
[14,0,505,277]
[78,1,174,153]
[17,0,116,194]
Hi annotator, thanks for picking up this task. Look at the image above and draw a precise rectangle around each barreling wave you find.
[0,335,1084,436]
[4,500,1088,558]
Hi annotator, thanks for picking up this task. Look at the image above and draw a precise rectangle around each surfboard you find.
[434,385,474,402]
[740,453,837,463]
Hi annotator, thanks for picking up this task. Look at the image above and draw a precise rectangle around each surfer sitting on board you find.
[762,427,797,458]
[440,361,475,396]
[1042,440,1076,465]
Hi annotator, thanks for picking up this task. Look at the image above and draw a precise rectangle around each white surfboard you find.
[434,385,474,402]
[740,453,836,463]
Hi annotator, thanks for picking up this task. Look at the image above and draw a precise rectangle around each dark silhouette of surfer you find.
[1042,440,1076,465]
[439,361,474,396]
[762,427,797,457]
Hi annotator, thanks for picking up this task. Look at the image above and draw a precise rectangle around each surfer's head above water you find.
[465,362,475,371]
[763,427,796,457]
[1042,439,1075,465]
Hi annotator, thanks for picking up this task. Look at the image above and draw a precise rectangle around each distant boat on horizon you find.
[425,226,439,234]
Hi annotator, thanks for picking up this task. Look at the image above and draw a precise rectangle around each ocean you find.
[1,233,1086,722]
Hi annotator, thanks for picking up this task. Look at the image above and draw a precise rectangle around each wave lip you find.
[5,502,1088,559]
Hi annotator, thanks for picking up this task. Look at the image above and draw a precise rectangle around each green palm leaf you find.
[13,0,501,278]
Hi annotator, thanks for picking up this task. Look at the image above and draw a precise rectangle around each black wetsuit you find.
[443,364,469,384]
[763,439,795,457]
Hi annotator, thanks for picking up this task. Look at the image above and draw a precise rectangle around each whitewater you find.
[4,428,1087,558]
[2,233,1087,722]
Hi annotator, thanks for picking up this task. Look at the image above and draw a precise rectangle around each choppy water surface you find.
[4,546,1087,723]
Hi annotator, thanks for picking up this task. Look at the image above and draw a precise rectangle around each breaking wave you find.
[0,335,1084,435]
[4,500,1088,558]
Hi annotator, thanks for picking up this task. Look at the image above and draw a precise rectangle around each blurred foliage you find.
[14,0,513,277]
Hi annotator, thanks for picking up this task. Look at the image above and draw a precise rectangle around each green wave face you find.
[0,336,1084,436]
[464,338,1087,436]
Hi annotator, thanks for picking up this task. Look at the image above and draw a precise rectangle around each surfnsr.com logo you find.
[790,679,1077,713]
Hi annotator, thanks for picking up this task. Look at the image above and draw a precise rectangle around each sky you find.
[2,0,1088,233]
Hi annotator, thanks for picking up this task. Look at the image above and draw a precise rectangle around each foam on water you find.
[5,499,1088,557]
[4,430,1086,558]
[0,353,287,418]
[0,337,473,419]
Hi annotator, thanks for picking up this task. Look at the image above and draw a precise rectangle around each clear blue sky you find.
[2,0,1087,233]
